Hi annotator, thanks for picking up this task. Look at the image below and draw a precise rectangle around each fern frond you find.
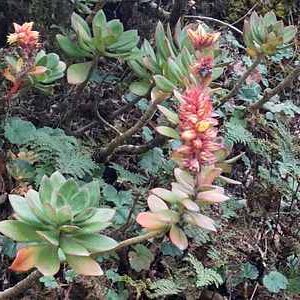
[147,279,184,299]
[225,116,254,146]
[186,254,223,288]
[111,163,147,185]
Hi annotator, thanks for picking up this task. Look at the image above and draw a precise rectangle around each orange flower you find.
[7,22,39,49]
[187,24,220,50]
[174,86,222,172]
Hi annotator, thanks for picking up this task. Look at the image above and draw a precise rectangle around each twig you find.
[110,95,141,119]
[114,135,167,155]
[249,282,259,300]
[250,64,300,110]
[216,56,262,108]
[93,100,159,162]
[231,3,259,26]
[0,270,42,299]
[184,15,243,35]
[96,104,122,135]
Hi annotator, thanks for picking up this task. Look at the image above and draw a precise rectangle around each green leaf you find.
[60,236,90,256]
[212,67,224,81]
[4,118,36,145]
[36,231,59,246]
[153,75,176,93]
[39,276,59,289]
[157,105,179,125]
[263,271,288,293]
[138,148,166,175]
[66,255,103,276]
[92,9,107,42]
[0,220,41,242]
[83,181,100,208]
[35,245,60,276]
[156,126,180,139]
[56,179,79,207]
[129,81,151,96]
[67,61,93,85]
[241,262,259,280]
[56,34,92,58]
[282,26,296,44]
[128,244,154,272]
[74,233,118,253]
[9,194,42,225]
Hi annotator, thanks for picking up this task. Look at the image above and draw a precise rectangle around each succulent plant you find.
[56,10,139,84]
[243,11,296,57]
[3,50,66,95]
[31,50,66,92]
[136,167,230,250]
[128,21,223,102]
[0,171,117,276]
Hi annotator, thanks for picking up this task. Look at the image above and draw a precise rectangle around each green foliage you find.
[0,171,117,276]
[263,271,288,293]
[243,11,296,56]
[241,262,259,280]
[5,117,98,184]
[184,225,211,246]
[225,113,254,146]
[128,244,154,272]
[57,10,139,84]
[147,279,184,299]
[111,163,147,185]
[102,184,133,225]
[39,276,59,289]
[186,254,223,288]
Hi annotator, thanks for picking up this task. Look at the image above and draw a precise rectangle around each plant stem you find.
[93,100,159,162]
[250,64,300,110]
[216,56,262,108]
[97,230,164,256]
[0,230,163,299]
[184,15,243,35]
[0,270,42,300]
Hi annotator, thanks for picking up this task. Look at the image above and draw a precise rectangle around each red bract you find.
[174,86,223,172]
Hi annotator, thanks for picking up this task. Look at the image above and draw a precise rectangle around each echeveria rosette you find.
[0,171,118,276]
[136,168,229,250]
[243,11,296,57]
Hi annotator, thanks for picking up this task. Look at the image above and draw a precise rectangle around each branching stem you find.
[250,64,300,110]
[93,100,159,162]
[216,56,262,108]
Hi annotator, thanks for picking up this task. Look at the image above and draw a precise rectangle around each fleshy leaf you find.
[147,195,168,212]
[136,212,166,230]
[66,255,103,276]
[184,212,216,231]
[67,61,93,85]
[169,225,188,251]
[9,247,38,272]
[197,190,229,203]
[0,220,41,242]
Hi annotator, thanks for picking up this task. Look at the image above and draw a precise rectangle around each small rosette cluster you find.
[243,11,296,57]
[3,22,65,97]
[0,171,117,276]
[136,168,229,250]
[57,10,139,84]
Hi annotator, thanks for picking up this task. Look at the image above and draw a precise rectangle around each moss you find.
[225,0,296,22]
